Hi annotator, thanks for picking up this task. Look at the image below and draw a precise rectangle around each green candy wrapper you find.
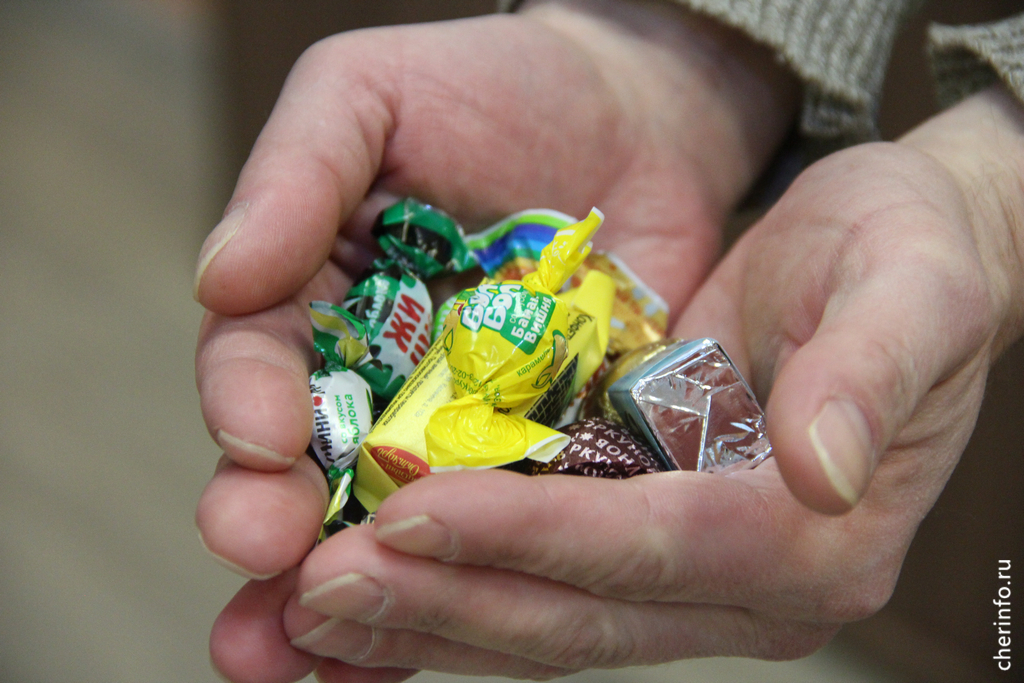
[311,300,370,369]
[342,261,433,403]
[372,198,477,280]
[319,465,355,541]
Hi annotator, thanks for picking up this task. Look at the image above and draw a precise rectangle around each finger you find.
[284,594,571,679]
[295,610,830,673]
[315,659,417,683]
[193,25,399,314]
[194,15,702,316]
[197,306,312,470]
[368,467,902,622]
[763,211,994,513]
[290,521,834,668]
[196,264,351,471]
[374,470,771,603]
[196,456,328,579]
[210,570,320,683]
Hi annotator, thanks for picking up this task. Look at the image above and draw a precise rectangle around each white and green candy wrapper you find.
[341,261,433,403]
[307,302,377,539]
[308,302,374,474]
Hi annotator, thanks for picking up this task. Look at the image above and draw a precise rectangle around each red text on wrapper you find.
[383,294,430,364]
[370,445,430,485]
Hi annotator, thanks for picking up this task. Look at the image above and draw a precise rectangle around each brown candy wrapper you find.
[515,417,665,478]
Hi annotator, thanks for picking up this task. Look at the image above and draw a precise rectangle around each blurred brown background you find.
[0,1,1019,682]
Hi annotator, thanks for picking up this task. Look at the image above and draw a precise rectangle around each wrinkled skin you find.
[247,88,1022,682]
[193,1,1024,681]
[195,1,797,680]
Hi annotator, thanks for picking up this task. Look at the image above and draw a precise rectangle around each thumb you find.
[194,33,395,315]
[766,259,990,514]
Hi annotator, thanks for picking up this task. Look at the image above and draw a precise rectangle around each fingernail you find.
[808,399,874,507]
[375,514,459,560]
[194,204,247,300]
[299,573,390,621]
[290,617,375,661]
[216,429,294,467]
[197,530,280,581]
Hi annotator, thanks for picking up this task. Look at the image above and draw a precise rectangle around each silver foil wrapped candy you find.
[607,338,771,473]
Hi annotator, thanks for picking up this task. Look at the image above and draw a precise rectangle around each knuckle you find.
[579,484,680,600]
[858,332,919,421]
[736,608,840,661]
[906,237,994,336]
[771,528,901,624]
[294,33,348,70]
[404,602,457,635]
[538,611,636,669]
[585,540,675,600]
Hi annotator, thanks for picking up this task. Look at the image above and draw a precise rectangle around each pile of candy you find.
[306,199,771,539]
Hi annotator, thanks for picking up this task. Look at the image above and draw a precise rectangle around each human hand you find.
[195,1,798,680]
[260,86,1024,679]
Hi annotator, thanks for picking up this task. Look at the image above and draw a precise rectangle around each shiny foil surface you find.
[608,338,771,473]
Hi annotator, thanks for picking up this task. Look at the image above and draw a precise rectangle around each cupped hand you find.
[267,86,1024,680]
[196,1,798,680]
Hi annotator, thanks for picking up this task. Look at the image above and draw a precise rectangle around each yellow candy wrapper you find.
[352,271,614,511]
[351,211,614,512]
[466,210,668,357]
[424,209,606,469]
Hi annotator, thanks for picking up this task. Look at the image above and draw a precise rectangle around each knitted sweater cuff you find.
[499,0,920,147]
[928,13,1024,110]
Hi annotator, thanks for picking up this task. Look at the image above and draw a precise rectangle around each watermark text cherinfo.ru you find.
[995,559,1012,672]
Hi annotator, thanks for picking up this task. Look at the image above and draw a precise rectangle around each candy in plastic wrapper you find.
[467,210,667,356]
[306,301,374,541]
[466,209,574,282]
[372,198,477,280]
[432,293,458,343]
[554,355,610,429]
[514,417,665,478]
[608,338,771,473]
[568,252,668,357]
[319,466,354,541]
[424,209,609,470]
[352,265,614,512]
[308,366,374,474]
[342,261,433,402]
[308,301,375,472]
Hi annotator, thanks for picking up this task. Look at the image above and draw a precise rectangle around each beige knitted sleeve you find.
[928,13,1024,109]
[500,0,922,147]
